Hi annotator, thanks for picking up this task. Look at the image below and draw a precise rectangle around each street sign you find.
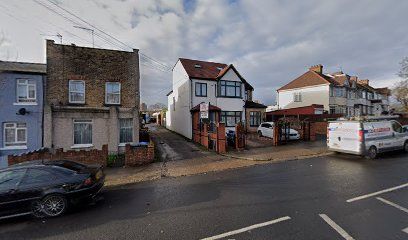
[200,102,209,119]
[200,103,209,112]
[200,111,209,119]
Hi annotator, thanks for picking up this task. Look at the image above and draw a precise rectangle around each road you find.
[0,152,407,240]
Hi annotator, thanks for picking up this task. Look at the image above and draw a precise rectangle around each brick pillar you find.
[217,123,226,153]
[108,107,119,152]
[202,124,209,148]
[273,122,279,146]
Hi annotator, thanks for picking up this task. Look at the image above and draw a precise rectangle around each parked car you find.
[0,160,104,220]
[327,118,408,159]
[257,122,300,140]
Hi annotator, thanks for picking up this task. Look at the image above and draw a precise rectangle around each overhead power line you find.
[43,0,172,72]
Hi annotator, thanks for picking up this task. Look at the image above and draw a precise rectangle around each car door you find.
[17,168,60,210]
[0,169,27,217]
[263,123,273,138]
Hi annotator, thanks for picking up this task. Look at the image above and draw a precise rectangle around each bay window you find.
[250,111,261,127]
[220,111,242,127]
[218,81,241,98]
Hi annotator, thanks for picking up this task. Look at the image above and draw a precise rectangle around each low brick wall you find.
[310,122,328,141]
[124,142,155,167]
[8,145,109,166]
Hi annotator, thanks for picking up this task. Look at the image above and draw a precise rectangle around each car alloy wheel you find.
[404,141,408,153]
[31,200,45,218]
[42,195,67,217]
[258,131,262,137]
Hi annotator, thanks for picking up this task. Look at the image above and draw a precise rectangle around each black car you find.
[0,160,104,220]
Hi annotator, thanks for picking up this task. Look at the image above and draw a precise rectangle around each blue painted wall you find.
[0,71,45,168]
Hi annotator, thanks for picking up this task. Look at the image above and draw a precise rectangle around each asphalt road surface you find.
[1,151,407,240]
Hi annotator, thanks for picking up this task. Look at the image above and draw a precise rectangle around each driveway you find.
[148,124,216,161]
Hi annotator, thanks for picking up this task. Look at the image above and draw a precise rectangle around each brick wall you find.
[8,145,108,166]
[124,142,155,166]
[46,40,140,108]
[309,122,328,141]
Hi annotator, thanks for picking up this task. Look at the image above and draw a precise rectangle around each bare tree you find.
[393,57,408,111]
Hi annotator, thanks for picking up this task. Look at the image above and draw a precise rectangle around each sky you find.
[1,0,408,106]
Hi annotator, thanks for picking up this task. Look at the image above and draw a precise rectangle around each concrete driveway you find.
[148,124,216,161]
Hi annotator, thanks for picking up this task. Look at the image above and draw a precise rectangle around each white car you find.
[257,122,300,140]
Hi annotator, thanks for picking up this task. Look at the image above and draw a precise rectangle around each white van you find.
[327,118,408,159]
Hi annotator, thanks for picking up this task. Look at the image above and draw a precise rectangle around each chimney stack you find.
[309,64,323,74]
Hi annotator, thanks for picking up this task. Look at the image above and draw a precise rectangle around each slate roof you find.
[277,71,337,91]
[0,61,46,74]
[178,58,254,90]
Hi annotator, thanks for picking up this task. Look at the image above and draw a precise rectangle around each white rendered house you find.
[277,65,390,117]
[166,58,264,139]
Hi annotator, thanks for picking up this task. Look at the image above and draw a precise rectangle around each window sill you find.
[105,103,121,106]
[0,146,28,150]
[71,144,93,149]
[13,102,37,106]
[118,143,131,147]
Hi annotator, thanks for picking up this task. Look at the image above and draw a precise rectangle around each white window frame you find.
[293,92,302,102]
[119,118,133,145]
[72,119,93,148]
[69,80,86,104]
[3,122,27,149]
[16,79,36,103]
[105,82,121,105]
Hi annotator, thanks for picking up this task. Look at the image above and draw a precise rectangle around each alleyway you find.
[148,124,216,161]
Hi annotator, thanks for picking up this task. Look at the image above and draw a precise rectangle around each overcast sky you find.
[1,0,407,106]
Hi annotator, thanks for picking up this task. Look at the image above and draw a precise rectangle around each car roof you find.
[260,122,274,124]
[2,160,76,171]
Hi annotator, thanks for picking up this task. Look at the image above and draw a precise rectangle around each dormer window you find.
[194,64,201,68]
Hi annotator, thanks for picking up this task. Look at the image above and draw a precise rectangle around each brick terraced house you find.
[44,40,140,153]
[166,58,266,138]
[277,65,390,117]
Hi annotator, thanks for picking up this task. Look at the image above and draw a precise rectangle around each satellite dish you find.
[18,108,28,115]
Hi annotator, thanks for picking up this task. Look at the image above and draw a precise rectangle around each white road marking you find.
[346,182,408,203]
[200,216,291,240]
[376,197,408,214]
[319,214,355,240]
[402,227,408,234]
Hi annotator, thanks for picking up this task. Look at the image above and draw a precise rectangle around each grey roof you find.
[0,61,46,74]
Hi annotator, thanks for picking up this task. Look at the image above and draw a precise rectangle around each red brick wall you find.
[309,122,328,141]
[8,145,108,166]
[124,142,155,166]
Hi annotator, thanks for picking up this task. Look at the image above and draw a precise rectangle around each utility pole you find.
[74,25,94,47]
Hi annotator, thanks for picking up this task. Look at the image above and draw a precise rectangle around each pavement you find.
[104,141,330,187]
[1,151,407,240]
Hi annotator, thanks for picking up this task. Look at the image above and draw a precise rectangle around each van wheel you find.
[258,131,262,137]
[367,146,378,160]
[404,141,408,153]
